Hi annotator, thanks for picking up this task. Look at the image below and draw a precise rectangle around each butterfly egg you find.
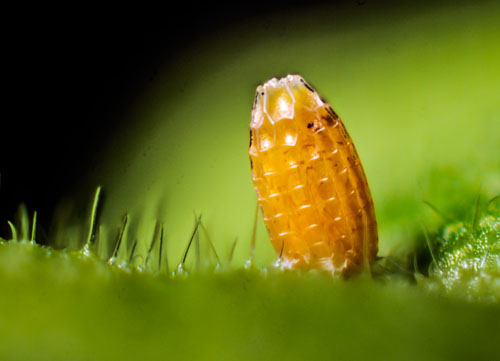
[249,74,378,275]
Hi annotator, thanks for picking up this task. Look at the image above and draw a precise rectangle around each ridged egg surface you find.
[249,75,378,275]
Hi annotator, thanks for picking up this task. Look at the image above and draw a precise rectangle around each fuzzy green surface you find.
[1,241,500,361]
[427,214,500,301]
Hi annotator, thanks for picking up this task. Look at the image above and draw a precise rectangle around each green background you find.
[79,1,500,266]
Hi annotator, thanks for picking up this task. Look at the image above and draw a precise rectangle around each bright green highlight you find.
[76,1,500,267]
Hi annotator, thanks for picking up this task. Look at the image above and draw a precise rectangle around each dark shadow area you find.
[1,0,468,237]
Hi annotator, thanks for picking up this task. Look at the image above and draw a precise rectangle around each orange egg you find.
[249,75,378,275]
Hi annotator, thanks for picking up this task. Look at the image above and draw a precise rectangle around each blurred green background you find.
[79,1,500,267]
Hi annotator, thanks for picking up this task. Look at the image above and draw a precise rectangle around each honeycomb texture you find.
[249,75,378,275]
